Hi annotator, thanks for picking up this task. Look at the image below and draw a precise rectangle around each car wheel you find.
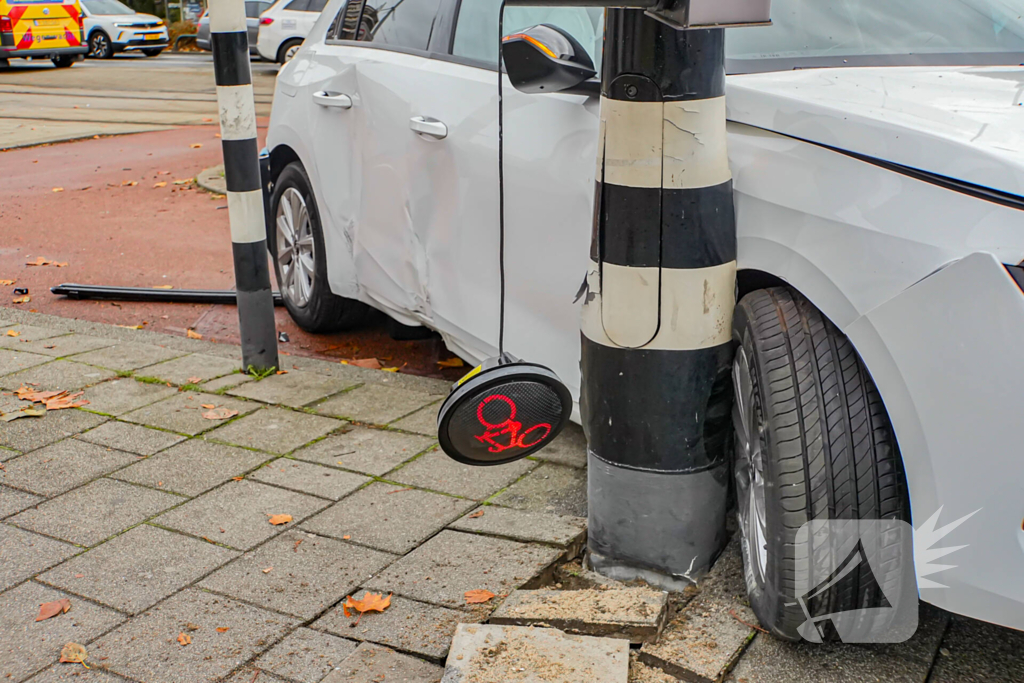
[89,31,113,58]
[277,38,301,63]
[732,286,910,642]
[142,48,163,57]
[269,162,370,333]
[50,55,76,68]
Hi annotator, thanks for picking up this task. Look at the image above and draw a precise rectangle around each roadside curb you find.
[197,164,227,195]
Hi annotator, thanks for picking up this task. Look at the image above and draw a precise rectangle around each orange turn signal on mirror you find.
[502,33,558,60]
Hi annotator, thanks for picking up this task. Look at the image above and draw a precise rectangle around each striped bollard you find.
[209,0,279,372]
[582,9,735,589]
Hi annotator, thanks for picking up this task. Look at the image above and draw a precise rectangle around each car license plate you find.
[145,33,160,40]
[34,19,60,26]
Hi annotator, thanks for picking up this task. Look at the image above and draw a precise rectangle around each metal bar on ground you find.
[51,284,284,306]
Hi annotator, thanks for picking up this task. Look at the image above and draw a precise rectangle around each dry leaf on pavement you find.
[52,187,64,193]
[36,598,72,622]
[202,407,238,420]
[267,514,292,526]
[216,627,230,633]
[187,329,202,340]
[12,296,30,304]
[201,403,216,409]
[152,285,174,289]
[153,181,168,188]
[26,257,52,266]
[2,407,46,421]
[6,330,18,337]
[467,510,485,519]
[121,180,138,187]
[190,143,203,149]
[275,370,288,375]
[437,357,465,368]
[464,589,496,604]
[343,592,392,624]
[348,358,381,370]
[59,642,89,667]
[187,376,203,384]
[262,567,273,573]
[0,279,14,285]
[177,632,191,646]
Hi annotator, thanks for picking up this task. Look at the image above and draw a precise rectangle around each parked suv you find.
[82,0,167,58]
[195,0,269,54]
[255,0,326,63]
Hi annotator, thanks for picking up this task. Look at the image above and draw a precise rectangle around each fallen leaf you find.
[267,514,292,526]
[187,329,202,340]
[342,535,351,540]
[382,367,398,372]
[262,567,273,573]
[153,181,167,188]
[54,262,68,267]
[59,642,89,667]
[173,178,193,185]
[177,632,191,646]
[467,510,485,519]
[437,357,465,368]
[187,376,203,384]
[293,539,303,552]
[52,187,64,193]
[0,279,14,285]
[343,592,392,624]
[6,330,18,337]
[26,257,52,266]
[151,284,174,289]
[116,324,143,330]
[202,407,238,420]
[464,589,496,604]
[12,296,30,304]
[275,370,288,375]
[201,404,216,409]
[348,358,381,370]
[121,180,138,187]
[232,476,244,481]
[37,598,72,621]
[216,627,229,633]
[2,407,46,421]
[203,117,213,122]
[190,143,203,149]
[185,622,200,631]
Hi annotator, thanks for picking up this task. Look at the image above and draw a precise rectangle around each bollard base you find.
[587,452,729,591]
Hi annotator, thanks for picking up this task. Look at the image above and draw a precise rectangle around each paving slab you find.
[443,624,629,683]
[112,438,270,497]
[532,424,588,469]
[0,485,42,519]
[492,589,668,644]
[316,384,438,424]
[366,530,562,610]
[70,342,185,372]
[0,349,55,377]
[8,478,182,546]
[38,524,239,615]
[0,360,117,392]
[0,408,106,452]
[0,439,136,497]
[201,372,254,392]
[200,530,396,619]
[322,642,443,683]
[228,370,357,408]
[121,391,257,436]
[90,588,299,683]
[0,324,70,344]
[76,420,185,456]
[390,404,439,436]
[206,406,343,454]
[391,448,536,501]
[491,463,588,517]
[25,666,126,682]
[316,594,472,663]
[222,668,289,683]
[141,353,241,386]
[302,482,476,554]
[6,334,115,359]
[0,524,78,592]
[293,427,435,476]
[449,506,587,549]
[251,458,370,501]
[630,652,678,683]
[155,479,329,550]
[929,616,1024,683]
[254,627,358,683]
[79,378,177,416]
[0,581,124,683]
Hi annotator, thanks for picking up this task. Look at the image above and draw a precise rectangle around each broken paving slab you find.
[254,627,358,682]
[449,506,587,551]
[490,588,668,644]
[443,624,629,683]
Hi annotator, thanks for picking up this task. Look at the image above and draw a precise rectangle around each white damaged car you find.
[262,0,1024,635]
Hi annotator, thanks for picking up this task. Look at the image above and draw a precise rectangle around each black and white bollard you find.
[209,0,279,372]
[581,9,737,589]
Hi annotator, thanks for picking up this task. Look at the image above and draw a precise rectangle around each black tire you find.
[731,287,910,642]
[50,54,76,68]
[88,31,113,59]
[142,48,163,57]
[0,59,10,70]
[268,161,370,333]
[277,38,302,63]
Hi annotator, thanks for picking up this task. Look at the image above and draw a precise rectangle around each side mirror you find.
[501,24,599,97]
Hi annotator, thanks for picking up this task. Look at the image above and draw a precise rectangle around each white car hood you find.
[727,66,1024,197]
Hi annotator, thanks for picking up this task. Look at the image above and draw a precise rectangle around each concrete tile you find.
[251,459,370,500]
[201,372,254,392]
[302,482,475,554]
[391,448,536,501]
[0,349,53,376]
[155,479,329,550]
[121,391,257,436]
[630,652,678,683]
[9,479,181,546]
[76,420,185,456]
[0,582,124,683]
[0,324,69,345]
[390,404,438,436]
[1,439,136,497]
[0,360,116,391]
[79,378,177,417]
[316,595,470,663]
[533,423,588,469]
[90,588,299,683]
[0,524,78,592]
[39,524,238,615]
[491,462,588,517]
[229,369,356,408]
[322,642,443,683]
[449,506,587,549]
[112,438,270,497]
[930,616,1024,683]
[292,427,434,476]
[25,666,125,682]
[0,485,42,520]
[14,334,116,358]
[443,624,629,683]
[222,669,289,683]
[70,342,185,372]
[493,589,668,644]
[0,408,106,452]
[200,530,396,619]
[206,406,343,454]
[141,353,240,386]
[316,384,437,425]
[366,530,562,610]
[255,627,358,683]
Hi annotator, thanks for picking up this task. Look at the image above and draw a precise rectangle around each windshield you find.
[83,0,136,15]
[726,0,1024,73]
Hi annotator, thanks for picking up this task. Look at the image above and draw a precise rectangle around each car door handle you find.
[313,91,353,109]
[410,116,447,140]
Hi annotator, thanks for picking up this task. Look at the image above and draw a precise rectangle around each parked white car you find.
[255,0,326,63]
[263,0,1024,636]
[81,0,167,58]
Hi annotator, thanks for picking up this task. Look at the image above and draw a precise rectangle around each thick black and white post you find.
[209,0,279,372]
[582,9,735,588]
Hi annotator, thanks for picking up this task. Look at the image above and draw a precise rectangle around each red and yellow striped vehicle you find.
[0,0,87,67]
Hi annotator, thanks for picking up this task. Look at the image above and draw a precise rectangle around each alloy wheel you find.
[275,187,316,308]
[284,43,301,61]
[89,33,108,57]
[733,345,770,585]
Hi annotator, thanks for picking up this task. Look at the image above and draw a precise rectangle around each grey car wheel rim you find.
[89,33,108,57]
[733,345,770,584]
[284,43,301,61]
[276,187,315,308]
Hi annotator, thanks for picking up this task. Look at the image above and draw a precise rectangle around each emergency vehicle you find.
[0,0,87,68]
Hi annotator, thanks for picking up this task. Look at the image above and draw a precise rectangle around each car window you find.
[245,1,262,18]
[284,0,310,11]
[331,0,444,50]
[82,0,135,14]
[308,0,328,11]
[452,0,604,69]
